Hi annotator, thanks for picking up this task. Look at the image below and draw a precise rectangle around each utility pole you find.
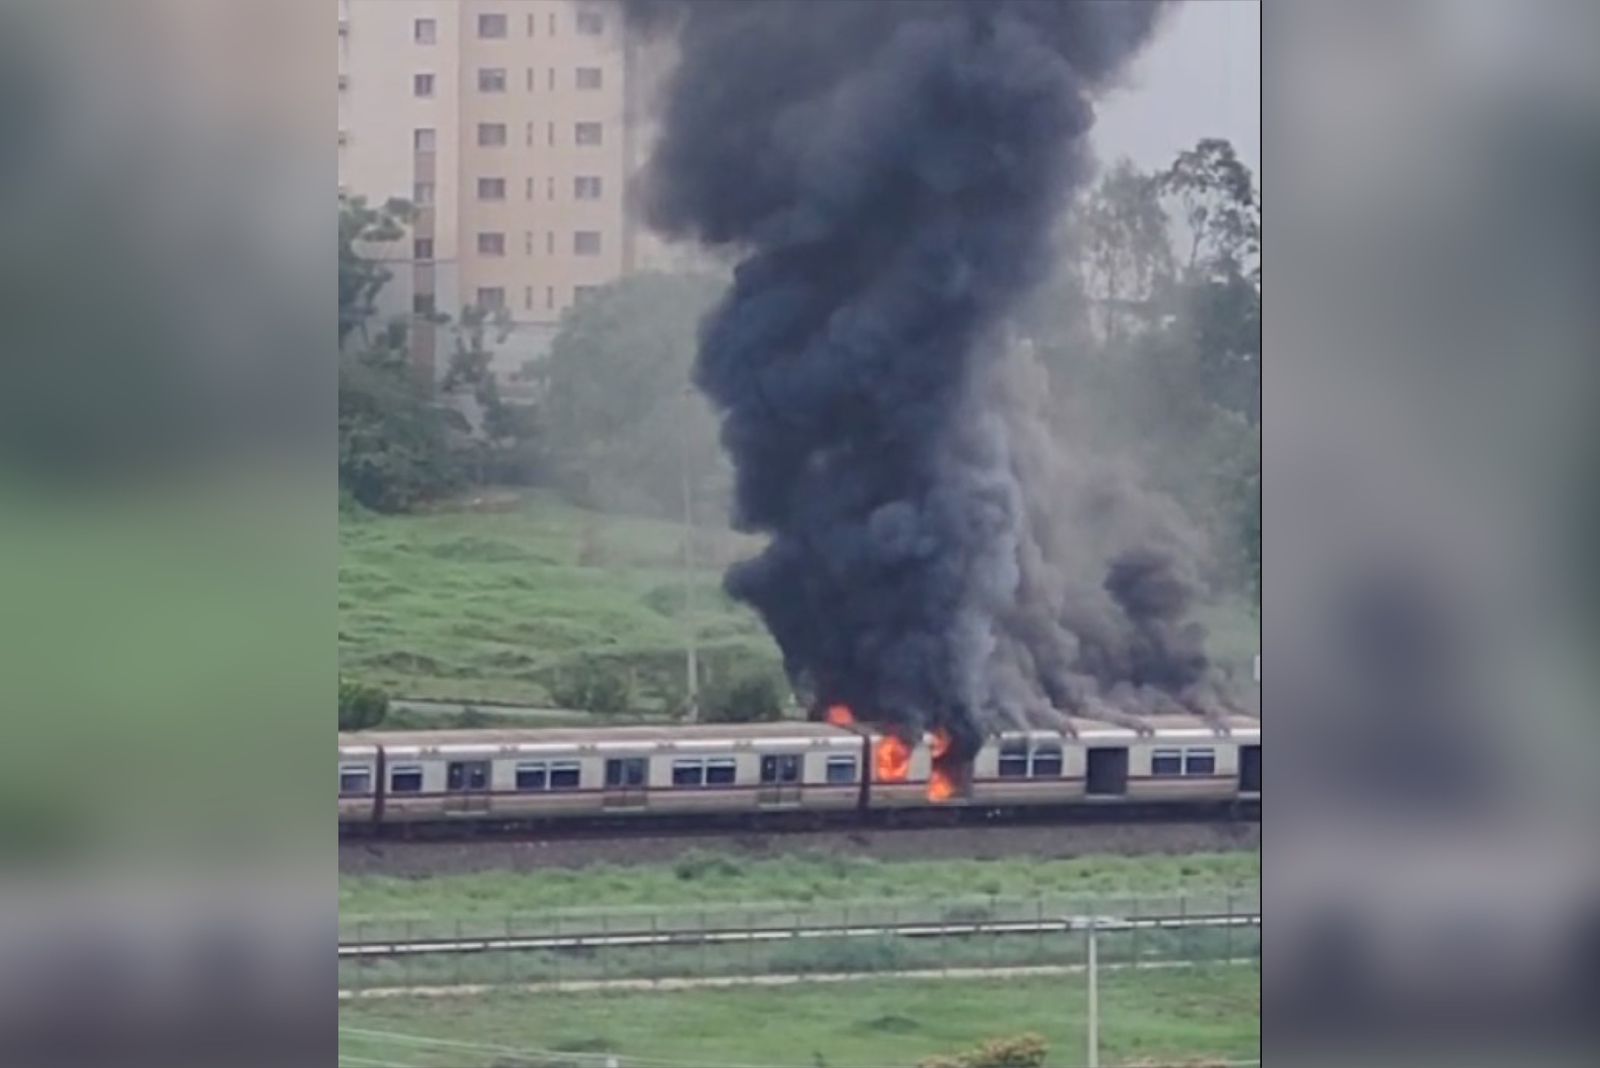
[1086,917,1100,1068]
[678,387,700,722]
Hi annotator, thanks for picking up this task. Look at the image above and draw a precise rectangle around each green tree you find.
[542,271,729,517]
[337,194,462,511]
[1159,136,1261,281]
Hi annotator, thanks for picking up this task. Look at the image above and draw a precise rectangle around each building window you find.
[413,181,435,206]
[547,121,555,146]
[1184,748,1217,776]
[414,18,436,45]
[413,73,434,98]
[477,232,506,256]
[413,127,435,152]
[575,122,603,146]
[413,238,434,261]
[825,756,858,785]
[477,177,506,201]
[546,286,554,310]
[390,766,423,793]
[574,285,598,303]
[546,176,555,200]
[527,13,536,37]
[515,763,547,791]
[524,286,533,310]
[412,293,435,315]
[576,67,602,90]
[524,231,533,255]
[478,13,507,39]
[545,231,554,254]
[525,121,534,147]
[547,67,557,91]
[478,68,507,93]
[527,67,535,91]
[339,766,372,796]
[477,287,506,310]
[1151,748,1184,777]
[574,176,603,200]
[525,177,535,200]
[477,123,507,147]
[548,12,557,35]
[577,9,605,35]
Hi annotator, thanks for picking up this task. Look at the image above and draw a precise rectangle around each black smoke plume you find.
[629,0,1239,750]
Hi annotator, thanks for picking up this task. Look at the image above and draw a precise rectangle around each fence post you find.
[1180,893,1190,963]
[1225,892,1234,964]
[405,918,414,989]
[505,915,514,985]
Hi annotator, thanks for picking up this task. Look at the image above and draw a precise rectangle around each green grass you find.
[339,966,1260,1067]
[340,850,1259,921]
[340,490,779,708]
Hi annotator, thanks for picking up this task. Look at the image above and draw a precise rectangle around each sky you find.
[1091,0,1261,179]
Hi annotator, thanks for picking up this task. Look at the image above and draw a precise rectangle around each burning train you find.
[337,711,1259,831]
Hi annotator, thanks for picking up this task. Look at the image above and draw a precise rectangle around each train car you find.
[338,723,869,829]
[339,714,1260,830]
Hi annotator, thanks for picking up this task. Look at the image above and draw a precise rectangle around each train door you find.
[758,753,801,806]
[1239,745,1262,793]
[603,757,648,810]
[445,760,491,814]
[1085,747,1129,797]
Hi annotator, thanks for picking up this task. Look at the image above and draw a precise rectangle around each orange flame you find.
[874,735,911,782]
[927,768,956,803]
[929,729,952,761]
[825,704,856,727]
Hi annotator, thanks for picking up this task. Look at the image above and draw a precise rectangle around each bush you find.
[338,679,389,731]
[548,656,634,716]
[918,1033,1049,1068]
[700,666,786,723]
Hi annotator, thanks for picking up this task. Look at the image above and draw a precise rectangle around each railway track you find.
[340,910,1259,958]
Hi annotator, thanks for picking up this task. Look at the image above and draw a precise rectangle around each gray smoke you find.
[629,0,1238,751]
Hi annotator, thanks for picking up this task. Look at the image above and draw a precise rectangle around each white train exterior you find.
[338,715,1259,829]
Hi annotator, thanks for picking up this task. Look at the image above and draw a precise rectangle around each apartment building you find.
[338,0,642,382]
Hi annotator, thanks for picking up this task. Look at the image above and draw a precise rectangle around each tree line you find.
[338,137,1260,605]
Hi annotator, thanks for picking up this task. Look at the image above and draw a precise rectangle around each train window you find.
[1151,749,1184,777]
[672,759,705,787]
[390,765,423,793]
[825,756,858,784]
[706,759,737,785]
[339,766,371,795]
[549,762,581,790]
[1184,748,1216,776]
[515,763,547,791]
[999,739,1029,779]
[1030,744,1064,778]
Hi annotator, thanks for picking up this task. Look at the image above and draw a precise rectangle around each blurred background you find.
[0,0,1595,1064]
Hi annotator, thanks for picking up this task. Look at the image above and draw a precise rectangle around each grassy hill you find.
[339,491,779,710]
[340,490,1258,716]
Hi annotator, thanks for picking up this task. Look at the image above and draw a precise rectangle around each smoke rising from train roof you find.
[627,0,1242,750]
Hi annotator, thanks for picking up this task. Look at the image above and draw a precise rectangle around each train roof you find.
[339,721,856,750]
[339,713,1258,754]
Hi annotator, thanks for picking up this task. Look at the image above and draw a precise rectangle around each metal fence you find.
[339,891,1260,994]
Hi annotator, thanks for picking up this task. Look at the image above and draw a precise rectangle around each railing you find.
[339,891,1260,995]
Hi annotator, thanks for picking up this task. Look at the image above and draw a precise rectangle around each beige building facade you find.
[339,0,657,382]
